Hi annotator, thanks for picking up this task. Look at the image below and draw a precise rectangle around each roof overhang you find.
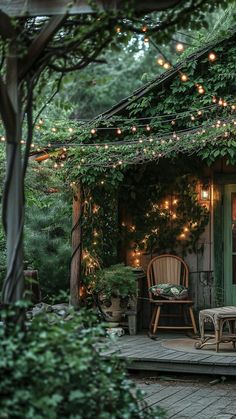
[0,0,183,17]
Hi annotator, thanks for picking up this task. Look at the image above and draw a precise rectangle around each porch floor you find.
[103,332,236,376]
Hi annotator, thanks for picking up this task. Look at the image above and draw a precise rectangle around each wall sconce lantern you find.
[200,181,210,203]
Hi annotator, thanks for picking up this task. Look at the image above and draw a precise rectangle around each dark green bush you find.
[0,309,165,419]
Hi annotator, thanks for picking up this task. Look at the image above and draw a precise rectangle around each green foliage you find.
[0,309,163,419]
[24,164,71,299]
[88,264,138,298]
[120,163,209,256]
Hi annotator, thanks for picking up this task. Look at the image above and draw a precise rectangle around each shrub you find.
[0,309,165,419]
[87,264,138,299]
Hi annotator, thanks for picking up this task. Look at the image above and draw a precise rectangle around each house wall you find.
[125,159,236,329]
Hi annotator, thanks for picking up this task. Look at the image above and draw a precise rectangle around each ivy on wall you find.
[119,162,209,259]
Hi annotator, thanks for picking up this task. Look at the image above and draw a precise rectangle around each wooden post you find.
[70,182,83,308]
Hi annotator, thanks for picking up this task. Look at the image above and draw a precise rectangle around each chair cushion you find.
[149,284,188,300]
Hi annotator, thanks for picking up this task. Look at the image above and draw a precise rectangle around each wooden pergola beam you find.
[0,0,182,16]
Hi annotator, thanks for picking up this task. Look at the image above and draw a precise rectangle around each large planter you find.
[98,294,130,322]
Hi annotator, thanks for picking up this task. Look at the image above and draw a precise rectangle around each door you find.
[224,184,236,305]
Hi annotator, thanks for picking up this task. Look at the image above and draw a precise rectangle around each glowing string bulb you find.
[146,125,151,131]
[132,126,137,132]
[117,128,122,135]
[208,52,217,62]
[116,26,121,33]
[163,62,171,69]
[191,115,195,121]
[144,37,149,43]
[198,86,205,94]
[212,96,217,103]
[142,25,148,32]
[157,57,164,66]
[51,127,57,132]
[91,128,96,135]
[218,99,223,105]
[68,127,74,133]
[176,43,184,52]
[231,105,236,110]
[1,136,5,142]
[197,110,202,116]
[180,73,188,82]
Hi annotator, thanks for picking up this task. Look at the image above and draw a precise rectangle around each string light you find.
[198,85,205,94]
[144,37,149,43]
[131,126,137,133]
[180,73,188,82]
[146,125,151,131]
[51,127,57,132]
[163,62,171,69]
[176,43,184,52]
[117,128,122,135]
[142,25,148,32]
[157,57,164,66]
[116,26,121,33]
[91,128,96,135]
[208,52,217,62]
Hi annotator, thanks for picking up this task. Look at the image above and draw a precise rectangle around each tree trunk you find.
[70,182,83,308]
[1,45,24,308]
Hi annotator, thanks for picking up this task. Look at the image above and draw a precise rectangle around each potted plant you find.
[89,264,138,323]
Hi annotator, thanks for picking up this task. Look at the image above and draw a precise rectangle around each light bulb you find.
[163,62,171,69]
[198,86,205,94]
[176,43,184,52]
[132,126,137,132]
[180,73,188,82]
[208,52,216,61]
[157,57,164,66]
[117,128,122,135]
[146,125,151,131]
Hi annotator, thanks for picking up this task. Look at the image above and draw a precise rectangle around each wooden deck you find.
[103,333,236,376]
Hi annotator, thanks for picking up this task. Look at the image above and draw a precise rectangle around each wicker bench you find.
[196,306,236,352]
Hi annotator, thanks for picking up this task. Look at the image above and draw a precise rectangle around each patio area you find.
[103,333,236,376]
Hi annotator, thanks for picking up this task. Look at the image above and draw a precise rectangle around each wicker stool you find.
[196,306,236,352]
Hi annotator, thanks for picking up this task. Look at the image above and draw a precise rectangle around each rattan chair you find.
[147,254,197,335]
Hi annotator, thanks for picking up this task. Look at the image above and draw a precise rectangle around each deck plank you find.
[102,333,236,376]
